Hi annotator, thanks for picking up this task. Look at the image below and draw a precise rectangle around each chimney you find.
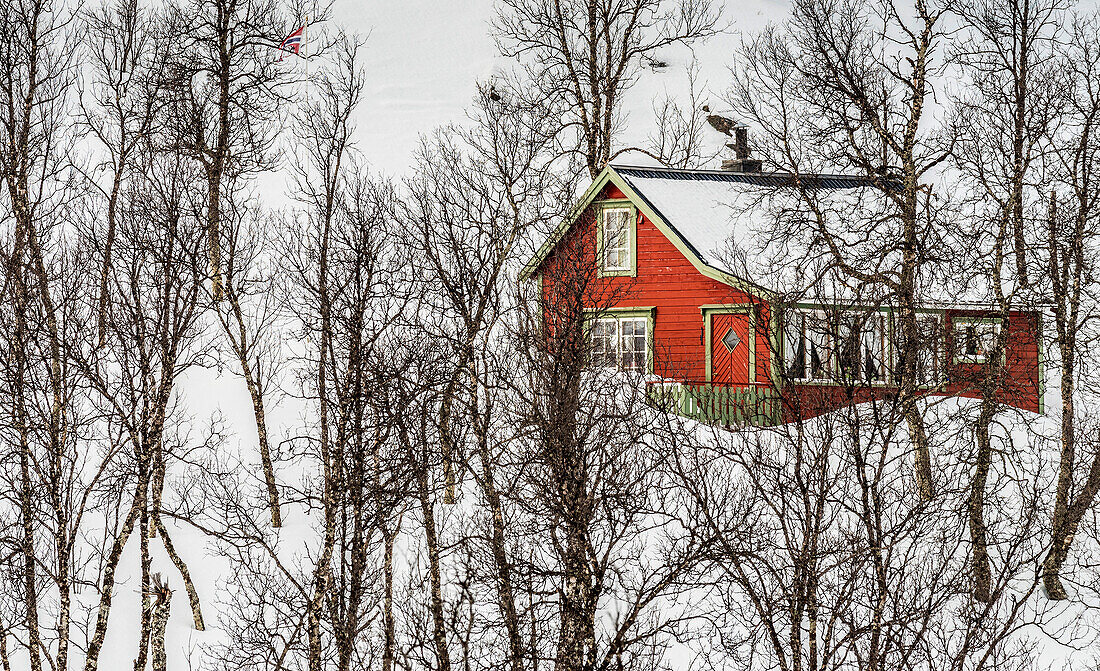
[734,127,749,159]
[722,126,762,172]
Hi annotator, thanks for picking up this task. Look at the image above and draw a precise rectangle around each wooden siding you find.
[538,183,770,385]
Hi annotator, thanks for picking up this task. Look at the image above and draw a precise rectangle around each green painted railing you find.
[646,381,782,427]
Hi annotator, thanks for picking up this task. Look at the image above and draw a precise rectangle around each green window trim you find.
[595,200,638,278]
[584,306,656,374]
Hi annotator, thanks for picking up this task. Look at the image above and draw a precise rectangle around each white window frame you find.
[952,316,1003,365]
[597,203,636,277]
[588,308,653,372]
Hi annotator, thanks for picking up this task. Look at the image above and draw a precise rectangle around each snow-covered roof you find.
[521,163,892,297]
[612,164,886,281]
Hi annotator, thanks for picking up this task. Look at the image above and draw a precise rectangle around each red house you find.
[521,164,1044,427]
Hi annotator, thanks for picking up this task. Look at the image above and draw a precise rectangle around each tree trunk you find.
[416,462,452,671]
[19,436,42,671]
[478,442,525,671]
[1,626,11,671]
[970,401,996,603]
[907,403,934,501]
[382,528,396,671]
[557,517,594,671]
[898,298,935,501]
[97,170,124,346]
[55,531,72,671]
[11,231,42,671]
[248,375,280,527]
[1045,339,1075,599]
[155,518,204,630]
[135,499,153,671]
[84,489,143,671]
[224,286,281,527]
[150,578,172,671]
[307,290,334,671]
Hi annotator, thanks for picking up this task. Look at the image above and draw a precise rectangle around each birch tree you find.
[951,0,1064,602]
[1038,13,1100,601]
[725,0,954,500]
[493,0,722,177]
[0,0,85,667]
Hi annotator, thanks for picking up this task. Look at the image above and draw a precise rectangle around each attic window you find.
[599,206,634,275]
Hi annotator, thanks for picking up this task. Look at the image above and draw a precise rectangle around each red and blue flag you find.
[278,24,306,60]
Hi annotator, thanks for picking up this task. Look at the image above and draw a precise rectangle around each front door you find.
[710,312,752,385]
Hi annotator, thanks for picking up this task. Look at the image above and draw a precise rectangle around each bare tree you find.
[1037,13,1100,600]
[163,0,319,299]
[214,195,286,527]
[278,35,414,671]
[148,574,172,671]
[647,61,717,169]
[397,77,570,671]
[511,225,708,671]
[493,0,722,177]
[725,0,956,501]
[159,0,323,529]
[0,0,85,668]
[75,123,212,670]
[950,0,1065,603]
[79,0,170,345]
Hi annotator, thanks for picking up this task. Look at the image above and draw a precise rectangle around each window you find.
[860,314,888,383]
[894,313,944,386]
[591,314,649,371]
[783,311,806,379]
[600,206,633,274]
[783,308,889,383]
[953,317,1002,364]
[805,313,834,380]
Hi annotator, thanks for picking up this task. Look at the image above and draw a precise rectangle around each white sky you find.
[334,0,789,177]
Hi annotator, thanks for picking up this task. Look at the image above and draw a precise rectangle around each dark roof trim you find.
[612,164,899,190]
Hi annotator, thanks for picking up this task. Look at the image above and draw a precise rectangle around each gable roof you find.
[520,163,887,298]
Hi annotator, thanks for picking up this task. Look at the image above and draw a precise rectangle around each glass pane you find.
[602,209,630,270]
[954,320,1000,362]
[861,315,885,382]
[591,319,616,367]
[784,312,806,379]
[806,313,832,379]
[619,318,647,370]
[721,327,741,353]
[977,321,999,359]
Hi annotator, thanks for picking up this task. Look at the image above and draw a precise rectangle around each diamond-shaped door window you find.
[721,327,741,353]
